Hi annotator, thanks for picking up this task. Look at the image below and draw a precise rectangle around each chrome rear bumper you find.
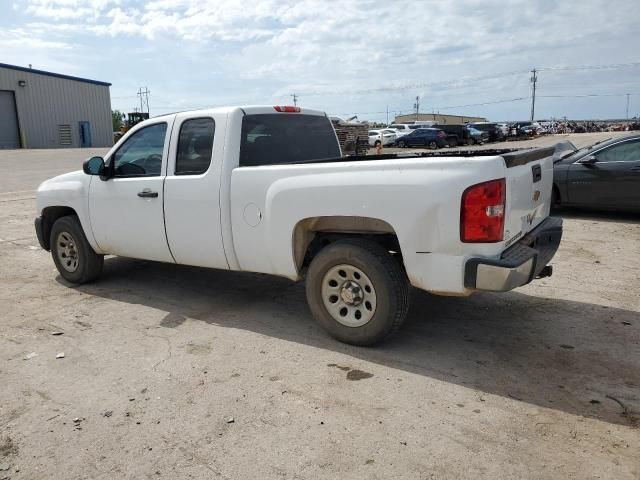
[464,217,563,292]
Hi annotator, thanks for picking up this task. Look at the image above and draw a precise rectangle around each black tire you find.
[551,186,559,208]
[448,137,458,147]
[306,238,410,346]
[50,215,103,284]
[398,140,406,148]
[428,141,438,150]
[374,140,381,147]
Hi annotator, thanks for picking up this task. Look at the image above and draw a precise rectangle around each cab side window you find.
[113,123,167,177]
[596,140,640,163]
[175,118,215,175]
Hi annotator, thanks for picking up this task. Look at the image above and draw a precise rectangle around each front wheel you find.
[398,140,406,148]
[306,238,410,346]
[428,141,438,150]
[50,215,103,284]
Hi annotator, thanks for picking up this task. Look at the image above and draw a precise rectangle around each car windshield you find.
[558,138,612,161]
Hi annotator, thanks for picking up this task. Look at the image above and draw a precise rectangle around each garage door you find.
[0,90,20,149]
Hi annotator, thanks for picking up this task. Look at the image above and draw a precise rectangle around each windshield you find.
[557,138,611,161]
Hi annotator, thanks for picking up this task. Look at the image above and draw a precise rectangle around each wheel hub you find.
[321,264,377,328]
[56,231,79,273]
[339,281,363,306]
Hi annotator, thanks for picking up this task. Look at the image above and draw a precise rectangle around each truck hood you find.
[38,170,86,191]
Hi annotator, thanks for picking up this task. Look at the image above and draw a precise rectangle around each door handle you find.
[137,189,158,198]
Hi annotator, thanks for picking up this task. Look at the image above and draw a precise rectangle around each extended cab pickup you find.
[35,105,563,345]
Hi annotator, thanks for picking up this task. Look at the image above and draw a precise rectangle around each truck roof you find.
[152,105,327,118]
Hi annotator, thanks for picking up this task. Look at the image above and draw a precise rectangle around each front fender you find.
[36,171,102,253]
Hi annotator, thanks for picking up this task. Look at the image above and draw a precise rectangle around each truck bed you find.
[278,146,557,168]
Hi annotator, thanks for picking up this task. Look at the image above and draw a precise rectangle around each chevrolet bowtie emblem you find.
[533,190,541,202]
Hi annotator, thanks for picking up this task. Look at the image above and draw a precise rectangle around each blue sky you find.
[1,0,639,122]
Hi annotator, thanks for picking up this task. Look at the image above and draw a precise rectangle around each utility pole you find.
[530,69,537,122]
[386,105,389,125]
[291,93,298,106]
[626,93,630,122]
[414,96,420,121]
[137,86,151,115]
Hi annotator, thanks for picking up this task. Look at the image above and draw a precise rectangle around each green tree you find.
[112,110,125,131]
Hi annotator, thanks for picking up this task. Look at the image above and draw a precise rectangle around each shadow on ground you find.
[554,207,640,225]
[68,257,640,428]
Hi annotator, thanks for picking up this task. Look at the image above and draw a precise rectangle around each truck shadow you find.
[68,257,640,428]
[554,207,640,225]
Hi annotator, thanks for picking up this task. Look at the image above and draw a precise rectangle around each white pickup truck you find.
[35,105,563,345]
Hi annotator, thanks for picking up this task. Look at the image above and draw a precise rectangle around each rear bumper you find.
[464,217,563,292]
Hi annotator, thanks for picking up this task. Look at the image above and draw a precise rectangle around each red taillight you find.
[460,178,506,243]
[273,106,301,113]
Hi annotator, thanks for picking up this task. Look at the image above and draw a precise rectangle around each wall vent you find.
[58,124,72,146]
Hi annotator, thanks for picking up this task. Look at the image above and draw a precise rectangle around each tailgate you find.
[502,147,555,248]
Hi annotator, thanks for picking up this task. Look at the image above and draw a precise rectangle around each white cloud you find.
[7,0,640,120]
[0,27,71,50]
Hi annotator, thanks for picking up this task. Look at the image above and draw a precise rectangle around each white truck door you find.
[88,120,175,262]
[163,113,229,269]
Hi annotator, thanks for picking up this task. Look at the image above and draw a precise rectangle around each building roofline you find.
[395,113,485,119]
[0,62,111,87]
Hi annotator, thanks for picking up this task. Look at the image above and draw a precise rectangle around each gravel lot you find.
[1,135,639,479]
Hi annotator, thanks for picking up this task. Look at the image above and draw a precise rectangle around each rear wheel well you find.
[293,216,403,274]
[40,206,78,250]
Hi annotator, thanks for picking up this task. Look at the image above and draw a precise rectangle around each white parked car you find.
[497,123,510,136]
[35,105,563,345]
[388,124,420,136]
[368,129,396,147]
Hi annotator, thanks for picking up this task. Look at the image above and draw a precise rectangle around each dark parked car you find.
[553,134,640,211]
[393,128,447,149]
[466,126,490,144]
[433,124,471,146]
[466,122,503,142]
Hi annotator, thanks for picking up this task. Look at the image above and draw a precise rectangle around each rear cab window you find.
[240,114,340,166]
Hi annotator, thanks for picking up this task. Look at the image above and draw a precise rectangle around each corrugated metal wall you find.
[0,66,112,148]
[394,113,488,125]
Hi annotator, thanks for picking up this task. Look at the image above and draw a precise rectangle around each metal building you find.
[0,63,112,149]
[394,113,487,125]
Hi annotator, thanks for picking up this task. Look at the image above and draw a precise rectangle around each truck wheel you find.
[428,141,438,150]
[448,137,458,147]
[306,238,410,346]
[50,215,103,284]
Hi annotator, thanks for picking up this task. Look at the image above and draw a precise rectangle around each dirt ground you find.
[1,135,639,479]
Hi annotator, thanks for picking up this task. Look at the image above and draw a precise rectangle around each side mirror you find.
[579,155,598,165]
[83,156,106,176]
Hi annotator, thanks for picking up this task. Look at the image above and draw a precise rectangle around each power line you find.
[537,93,639,98]
[537,61,640,72]
[433,97,530,110]
[298,69,530,97]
